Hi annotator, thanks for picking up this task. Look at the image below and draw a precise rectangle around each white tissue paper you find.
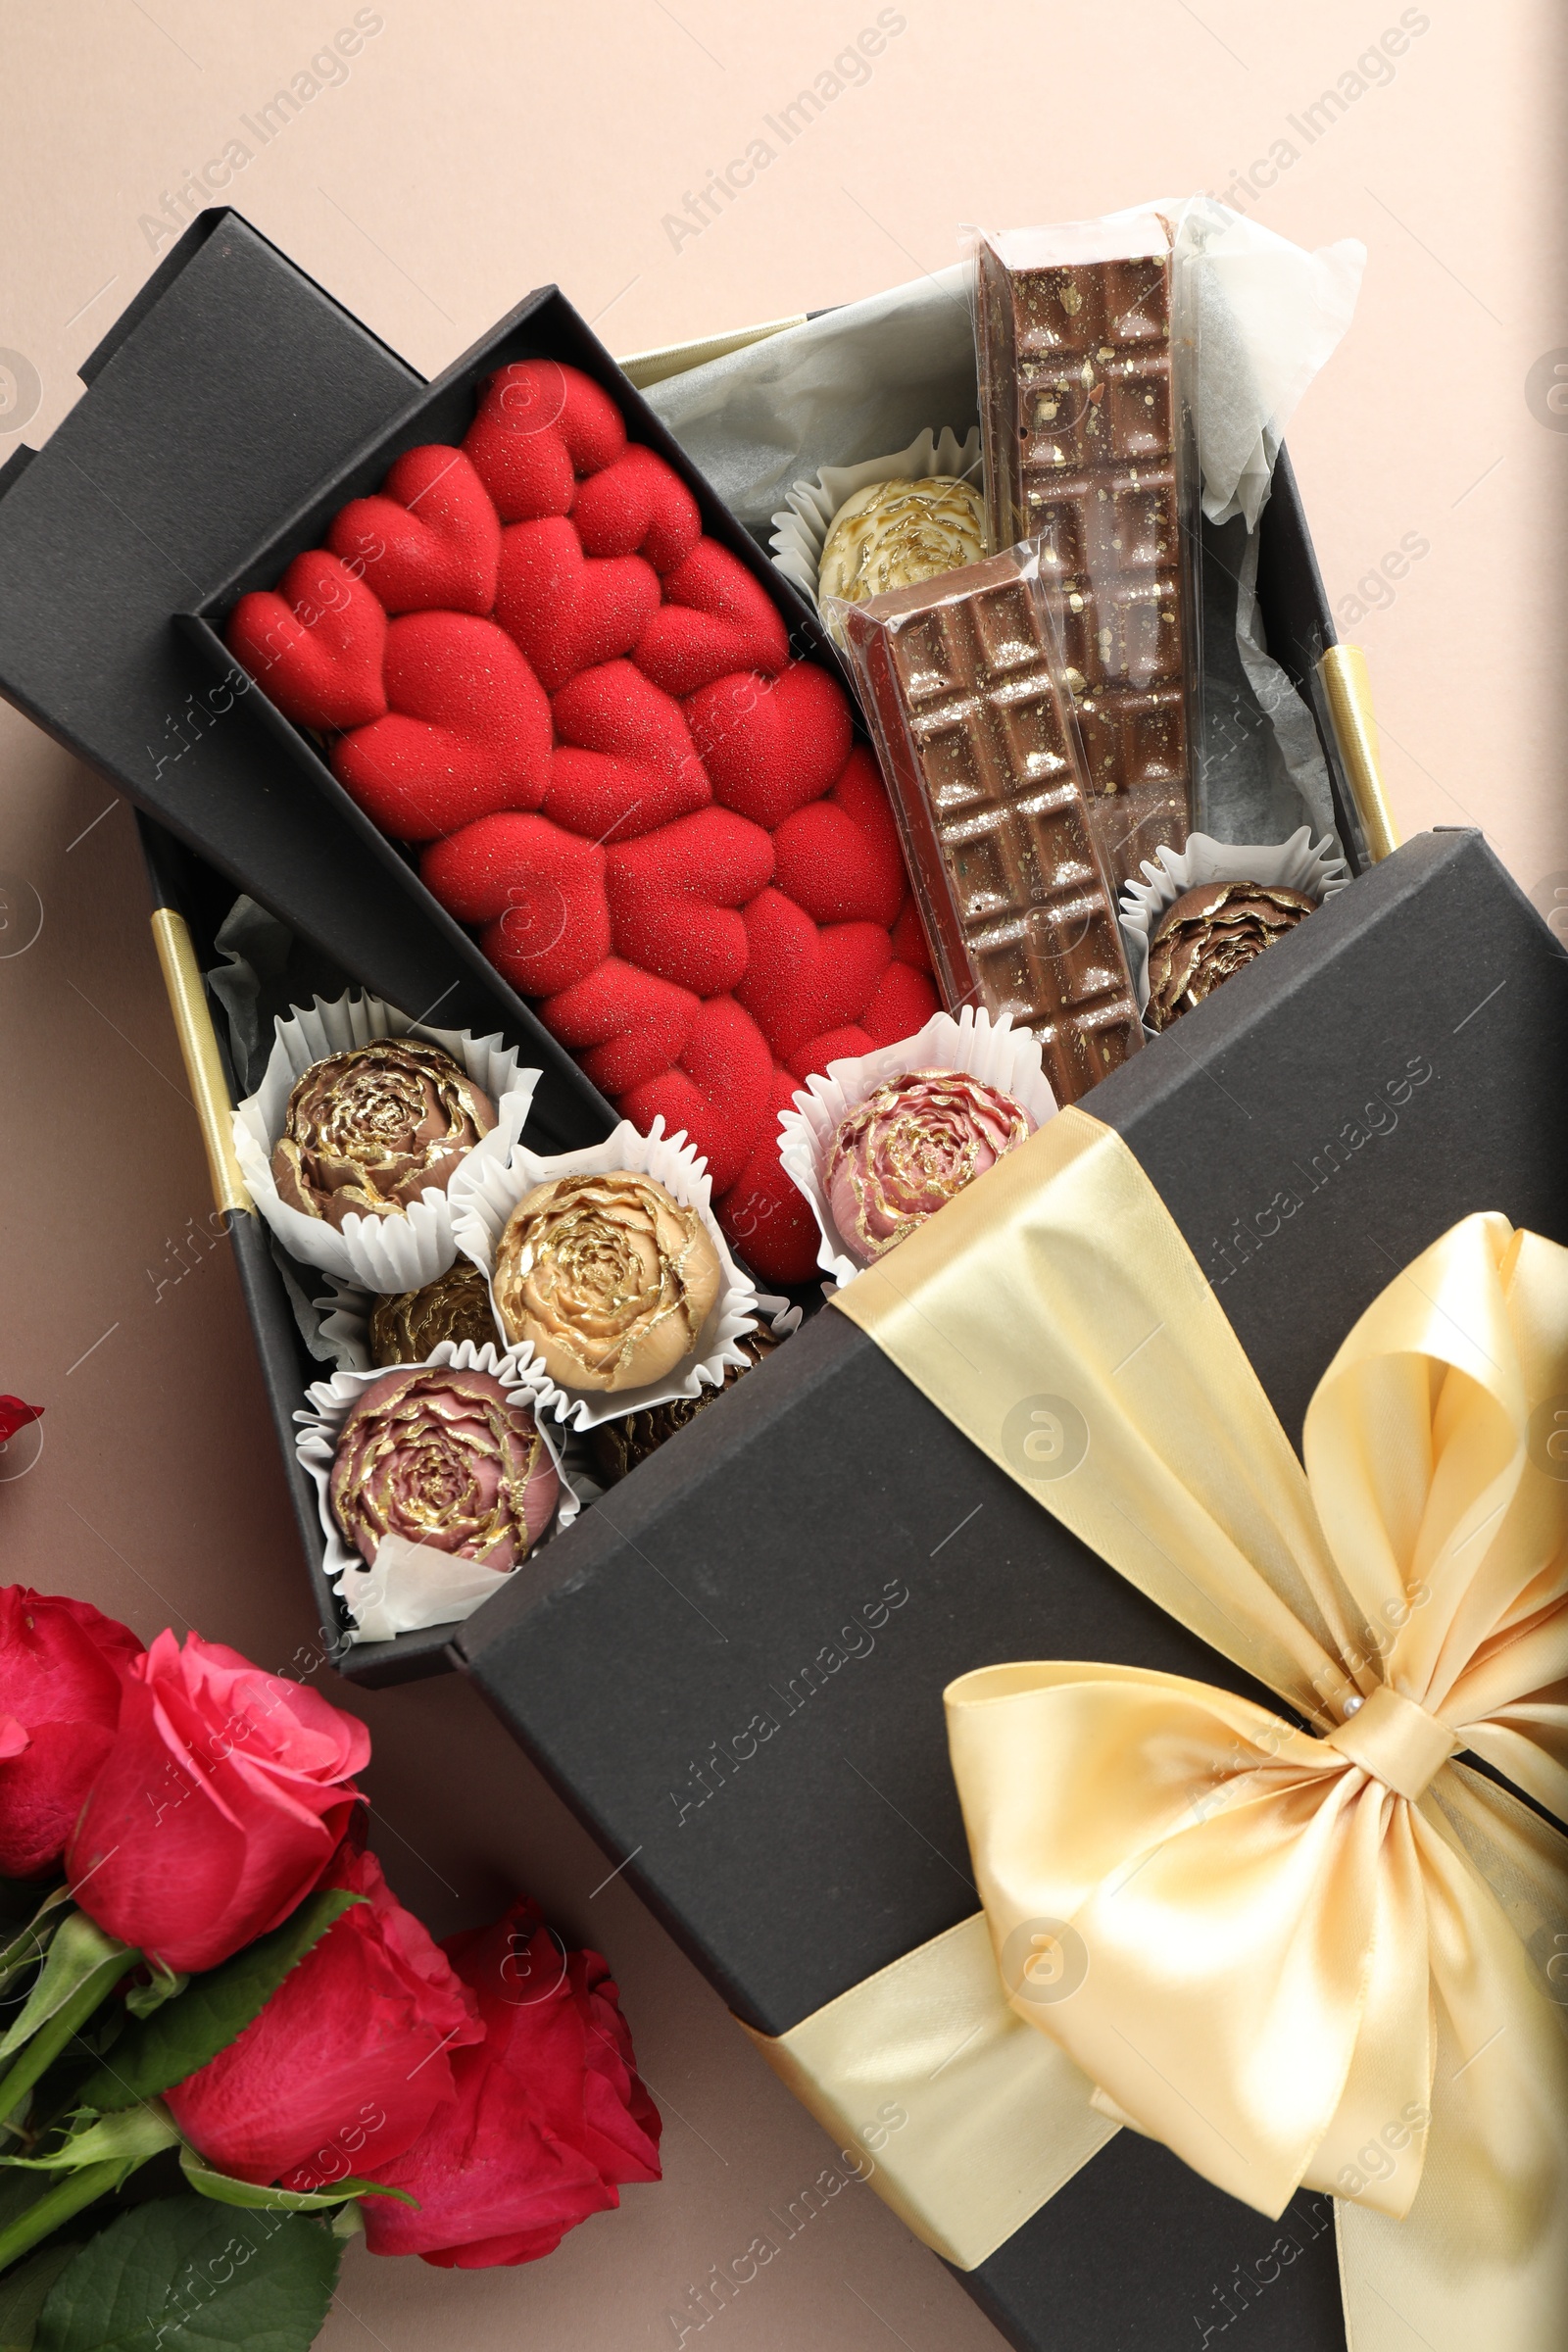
[235,994,538,1292]
[1118,827,1351,1022]
[296,1340,577,1642]
[449,1117,760,1431]
[1166,195,1365,531]
[778,1008,1057,1290]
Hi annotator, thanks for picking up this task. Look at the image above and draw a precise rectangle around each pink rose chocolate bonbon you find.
[329,1364,560,1574]
[225,359,940,1286]
[825,1066,1037,1266]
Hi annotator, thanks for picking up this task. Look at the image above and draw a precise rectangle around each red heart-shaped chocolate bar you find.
[632,539,791,697]
[327,446,501,615]
[606,806,775,996]
[422,809,611,998]
[736,888,893,1061]
[224,357,940,1290]
[495,518,662,693]
[687,662,855,829]
[332,612,550,841]
[541,957,700,1098]
[572,443,701,574]
[619,995,774,1194]
[542,746,709,845]
[226,551,388,732]
[463,360,625,521]
[553,659,708,794]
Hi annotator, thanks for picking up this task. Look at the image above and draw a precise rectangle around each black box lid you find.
[456,827,1567,2352]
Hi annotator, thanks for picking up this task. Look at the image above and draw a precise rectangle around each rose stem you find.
[0,2160,130,2275]
[0,1950,136,2138]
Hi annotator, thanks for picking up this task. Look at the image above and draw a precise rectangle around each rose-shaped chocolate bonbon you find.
[492,1171,722,1394]
[330,1366,559,1573]
[369,1262,499,1367]
[826,1067,1036,1267]
[272,1038,497,1228]
[590,1328,778,1484]
[818,474,986,609]
[1145,880,1315,1032]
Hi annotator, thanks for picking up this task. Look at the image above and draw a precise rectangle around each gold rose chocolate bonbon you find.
[492,1169,722,1394]
[368,1261,500,1367]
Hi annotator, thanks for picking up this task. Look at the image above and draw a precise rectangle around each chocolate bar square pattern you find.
[976,220,1192,887]
[841,553,1142,1103]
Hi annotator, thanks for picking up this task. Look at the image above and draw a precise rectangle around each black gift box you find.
[3,208,1555,2347]
[454,828,1568,2352]
[0,206,1374,1697]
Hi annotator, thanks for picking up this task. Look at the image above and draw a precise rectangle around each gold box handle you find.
[150,907,253,1219]
[1318,643,1400,863]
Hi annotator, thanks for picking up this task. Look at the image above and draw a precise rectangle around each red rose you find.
[0,1586,144,1879]
[66,1631,369,1972]
[166,1846,482,2188]
[0,1396,42,1445]
[361,1897,662,2266]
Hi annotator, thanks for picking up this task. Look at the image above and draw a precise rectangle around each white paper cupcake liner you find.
[1118,828,1350,1026]
[449,1116,760,1431]
[768,424,983,617]
[235,993,540,1291]
[777,1008,1058,1290]
[295,1340,577,1643]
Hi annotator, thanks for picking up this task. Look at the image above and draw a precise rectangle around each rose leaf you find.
[33,2194,340,2352]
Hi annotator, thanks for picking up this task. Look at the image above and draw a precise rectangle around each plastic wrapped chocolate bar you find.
[830,546,1142,1105]
[973,213,1198,889]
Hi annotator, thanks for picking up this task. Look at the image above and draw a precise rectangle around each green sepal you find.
[4,2105,178,2175]
[0,1894,71,2004]
[122,1965,186,2023]
[0,1922,133,2138]
[178,2145,415,2214]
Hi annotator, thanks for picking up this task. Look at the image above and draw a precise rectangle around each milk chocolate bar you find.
[836,550,1142,1103]
[975,216,1194,888]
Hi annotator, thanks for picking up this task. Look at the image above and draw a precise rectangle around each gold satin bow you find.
[789,1106,1568,2352]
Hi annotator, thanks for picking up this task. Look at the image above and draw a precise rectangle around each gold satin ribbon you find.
[751,1107,1567,2352]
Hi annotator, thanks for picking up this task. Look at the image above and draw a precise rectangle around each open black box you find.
[455,826,1568,2351]
[0,207,1368,1695]
[2,207,1559,2351]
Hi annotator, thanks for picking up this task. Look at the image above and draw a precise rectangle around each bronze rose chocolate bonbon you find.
[271,1037,497,1228]
[1144,877,1316,1031]
[369,1261,500,1367]
[974,215,1194,888]
[590,1326,780,1485]
[835,549,1143,1104]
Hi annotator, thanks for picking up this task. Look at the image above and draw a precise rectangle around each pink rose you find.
[67,1631,369,1972]
[0,1586,143,1878]
[826,1066,1036,1264]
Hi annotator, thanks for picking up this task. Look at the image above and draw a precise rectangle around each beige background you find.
[0,4,1562,2346]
